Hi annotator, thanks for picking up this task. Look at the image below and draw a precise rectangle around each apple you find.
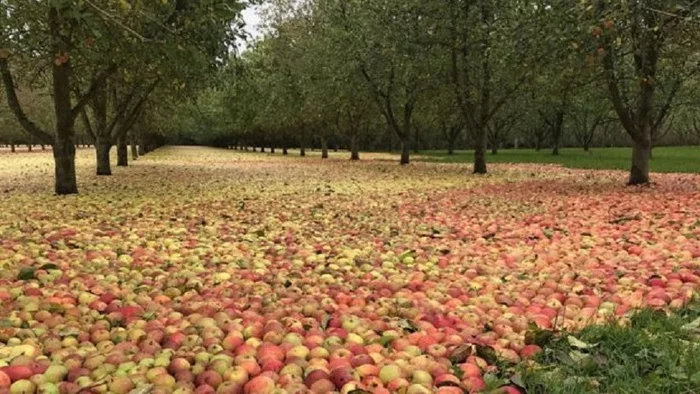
[243,376,275,394]
[379,364,401,384]
[10,379,36,394]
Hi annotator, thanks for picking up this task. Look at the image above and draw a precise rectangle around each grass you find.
[517,302,700,394]
[420,146,700,174]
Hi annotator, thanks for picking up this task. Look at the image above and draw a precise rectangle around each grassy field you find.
[520,302,700,394]
[421,146,700,173]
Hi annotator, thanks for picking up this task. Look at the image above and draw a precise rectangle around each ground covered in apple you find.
[0,147,699,394]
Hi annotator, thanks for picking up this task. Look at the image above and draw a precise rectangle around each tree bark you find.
[321,138,328,159]
[41,144,46,151]
[53,138,78,195]
[491,147,498,155]
[400,139,410,165]
[473,126,487,174]
[629,139,651,185]
[413,126,420,154]
[95,138,112,176]
[300,146,306,156]
[551,111,564,156]
[283,146,288,155]
[131,140,138,161]
[350,135,360,160]
[270,146,275,154]
[117,136,128,167]
[261,146,266,153]
[10,143,15,153]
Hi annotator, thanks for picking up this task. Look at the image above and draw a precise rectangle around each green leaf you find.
[690,371,700,384]
[17,268,36,280]
[569,350,592,364]
[399,319,419,333]
[567,335,597,349]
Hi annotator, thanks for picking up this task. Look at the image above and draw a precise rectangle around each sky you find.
[241,5,263,49]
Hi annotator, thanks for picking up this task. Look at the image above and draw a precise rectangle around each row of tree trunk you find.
[228,136,361,161]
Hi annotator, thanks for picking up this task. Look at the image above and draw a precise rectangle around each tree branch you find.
[0,58,54,144]
[71,65,117,122]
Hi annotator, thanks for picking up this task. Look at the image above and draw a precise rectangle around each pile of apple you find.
[1,150,699,394]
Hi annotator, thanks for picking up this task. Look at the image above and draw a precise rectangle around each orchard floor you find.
[1,146,699,394]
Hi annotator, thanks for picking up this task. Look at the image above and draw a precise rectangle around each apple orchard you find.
[0,147,699,394]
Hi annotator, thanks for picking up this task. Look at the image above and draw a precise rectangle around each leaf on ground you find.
[681,317,700,332]
[567,335,597,349]
[399,319,419,333]
[449,344,473,364]
[128,385,153,394]
[569,350,592,364]
[17,267,36,280]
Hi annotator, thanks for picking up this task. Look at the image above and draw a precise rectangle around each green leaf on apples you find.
[321,314,331,331]
[377,335,396,348]
[399,250,417,261]
[399,319,419,333]
[476,344,499,365]
[449,344,473,364]
[450,364,464,379]
[58,327,81,337]
[128,385,154,394]
[17,267,36,280]
[39,263,59,271]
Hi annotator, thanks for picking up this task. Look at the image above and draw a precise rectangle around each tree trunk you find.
[253,147,257,152]
[131,140,138,161]
[400,139,410,165]
[41,144,45,151]
[10,143,15,153]
[321,138,328,159]
[138,141,145,156]
[95,139,112,176]
[27,144,32,152]
[270,146,275,154]
[53,137,78,195]
[413,127,420,154]
[300,146,306,157]
[117,136,128,167]
[350,135,360,160]
[491,147,498,155]
[649,146,653,159]
[629,139,651,185]
[473,127,487,174]
[447,134,455,155]
[583,144,590,152]
[261,146,265,153]
[283,146,288,155]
